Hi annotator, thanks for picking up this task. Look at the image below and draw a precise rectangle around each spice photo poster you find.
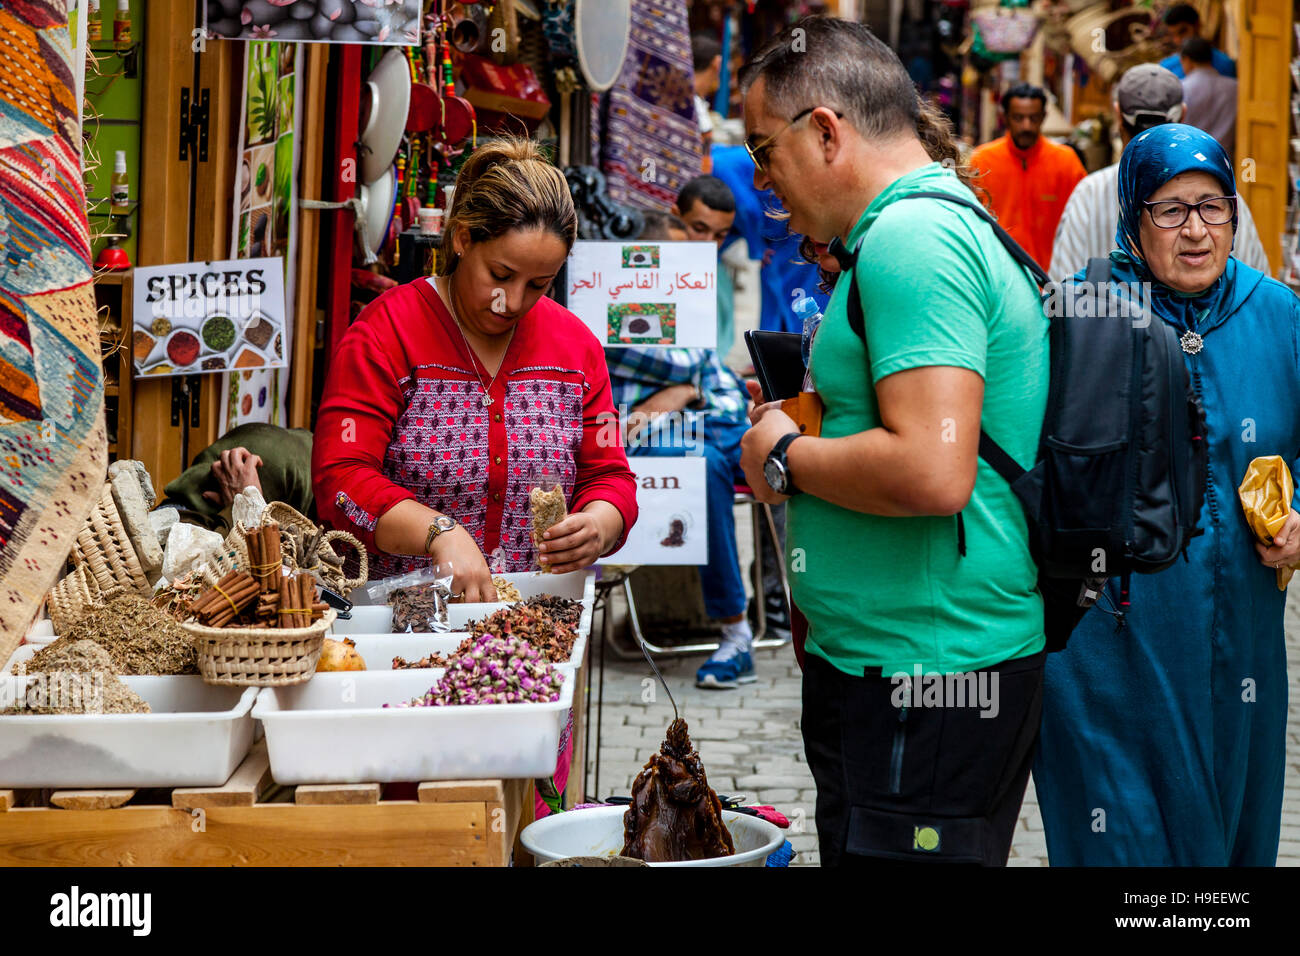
[129,257,287,379]
[566,241,718,348]
[599,457,707,566]
[204,1,422,45]
[223,40,301,431]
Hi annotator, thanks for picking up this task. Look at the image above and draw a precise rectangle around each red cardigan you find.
[312,279,638,579]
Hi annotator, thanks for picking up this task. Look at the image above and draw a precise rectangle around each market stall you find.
[0,461,594,866]
[1,0,796,870]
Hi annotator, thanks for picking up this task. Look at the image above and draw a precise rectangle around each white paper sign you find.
[131,256,286,379]
[566,240,718,349]
[601,456,708,566]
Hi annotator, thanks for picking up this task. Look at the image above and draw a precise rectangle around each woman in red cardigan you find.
[313,138,638,598]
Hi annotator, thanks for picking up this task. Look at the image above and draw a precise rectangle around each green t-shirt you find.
[789,162,1048,676]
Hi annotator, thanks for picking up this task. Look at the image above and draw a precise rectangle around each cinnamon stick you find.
[265,522,281,587]
[277,574,291,629]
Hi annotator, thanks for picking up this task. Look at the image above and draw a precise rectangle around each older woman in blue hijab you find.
[1034,124,1300,866]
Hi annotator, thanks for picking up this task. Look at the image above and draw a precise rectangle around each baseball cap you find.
[1115,64,1184,128]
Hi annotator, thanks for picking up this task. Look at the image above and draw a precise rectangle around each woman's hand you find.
[539,502,623,572]
[429,526,498,602]
[1255,509,1300,570]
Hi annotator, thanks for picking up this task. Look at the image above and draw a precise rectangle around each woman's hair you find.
[438,137,577,275]
[739,16,978,192]
[796,235,838,294]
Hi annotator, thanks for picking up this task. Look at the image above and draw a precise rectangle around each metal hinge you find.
[178,87,210,162]
[170,375,202,428]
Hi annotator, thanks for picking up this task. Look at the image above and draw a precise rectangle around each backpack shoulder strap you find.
[1083,256,1112,288]
[835,190,1050,487]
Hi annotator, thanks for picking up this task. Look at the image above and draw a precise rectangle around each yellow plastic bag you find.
[1238,455,1297,590]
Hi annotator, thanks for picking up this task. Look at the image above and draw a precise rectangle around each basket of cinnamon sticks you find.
[182,558,335,687]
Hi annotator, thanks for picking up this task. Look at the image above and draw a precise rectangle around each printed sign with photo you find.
[600,457,708,566]
[566,240,717,349]
[131,257,286,379]
[205,1,421,45]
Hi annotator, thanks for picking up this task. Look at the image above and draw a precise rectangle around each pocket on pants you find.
[846,804,993,864]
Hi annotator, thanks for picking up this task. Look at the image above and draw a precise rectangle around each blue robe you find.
[1034,256,1300,865]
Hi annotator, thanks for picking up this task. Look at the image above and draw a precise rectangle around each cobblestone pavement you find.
[586,584,1300,867]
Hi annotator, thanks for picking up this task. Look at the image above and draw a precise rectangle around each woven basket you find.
[262,502,368,595]
[200,540,252,588]
[71,483,150,596]
[185,609,336,687]
[47,564,124,633]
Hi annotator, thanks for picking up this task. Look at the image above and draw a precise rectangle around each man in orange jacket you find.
[969,84,1086,270]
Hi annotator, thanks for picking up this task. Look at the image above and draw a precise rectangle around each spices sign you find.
[566,241,717,348]
[131,256,286,378]
[599,456,708,566]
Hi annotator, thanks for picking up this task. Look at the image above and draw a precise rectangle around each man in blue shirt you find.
[1158,3,1236,79]
[710,144,828,336]
[605,198,758,689]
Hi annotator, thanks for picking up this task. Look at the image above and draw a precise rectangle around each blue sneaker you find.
[695,644,756,689]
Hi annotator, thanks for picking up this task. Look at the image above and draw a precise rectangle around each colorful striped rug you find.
[591,0,704,212]
[0,0,106,661]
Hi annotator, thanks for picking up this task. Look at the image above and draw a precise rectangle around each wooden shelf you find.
[93,272,133,465]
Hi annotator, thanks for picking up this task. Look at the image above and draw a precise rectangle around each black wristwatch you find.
[764,433,803,496]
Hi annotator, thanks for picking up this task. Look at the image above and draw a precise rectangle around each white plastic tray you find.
[252,670,575,784]
[345,633,580,678]
[335,569,593,661]
[2,645,36,675]
[0,676,257,788]
[24,618,56,647]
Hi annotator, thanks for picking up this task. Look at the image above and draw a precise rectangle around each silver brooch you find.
[1180,331,1204,355]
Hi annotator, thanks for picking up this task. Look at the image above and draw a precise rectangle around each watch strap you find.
[424,516,457,554]
[770,432,803,495]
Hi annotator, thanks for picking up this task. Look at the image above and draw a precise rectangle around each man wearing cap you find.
[1049,63,1268,282]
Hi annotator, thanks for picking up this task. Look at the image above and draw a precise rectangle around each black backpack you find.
[831,190,1208,650]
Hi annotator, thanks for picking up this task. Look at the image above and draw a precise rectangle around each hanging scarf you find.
[1113,123,1238,333]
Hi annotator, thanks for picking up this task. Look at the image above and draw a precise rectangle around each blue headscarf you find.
[1113,124,1239,331]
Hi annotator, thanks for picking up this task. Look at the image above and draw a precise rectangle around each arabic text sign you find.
[599,456,708,565]
[131,256,286,379]
[567,241,717,348]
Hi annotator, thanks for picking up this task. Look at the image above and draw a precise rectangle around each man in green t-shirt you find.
[737,17,1049,866]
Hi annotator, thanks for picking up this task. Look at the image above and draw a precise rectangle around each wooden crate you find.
[0,741,533,867]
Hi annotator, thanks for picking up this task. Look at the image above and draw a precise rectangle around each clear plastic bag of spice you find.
[366,562,455,633]
[529,462,568,574]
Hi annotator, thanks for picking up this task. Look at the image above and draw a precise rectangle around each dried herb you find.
[529,487,567,573]
[6,640,150,715]
[391,651,450,670]
[521,595,582,630]
[388,634,564,707]
[52,595,197,675]
[469,604,577,663]
[391,582,451,633]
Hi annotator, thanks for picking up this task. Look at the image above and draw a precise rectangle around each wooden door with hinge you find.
[134,5,323,488]
[1235,0,1292,276]
[134,0,223,489]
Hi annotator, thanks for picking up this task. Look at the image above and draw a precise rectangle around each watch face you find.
[435,516,456,532]
[764,457,785,494]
